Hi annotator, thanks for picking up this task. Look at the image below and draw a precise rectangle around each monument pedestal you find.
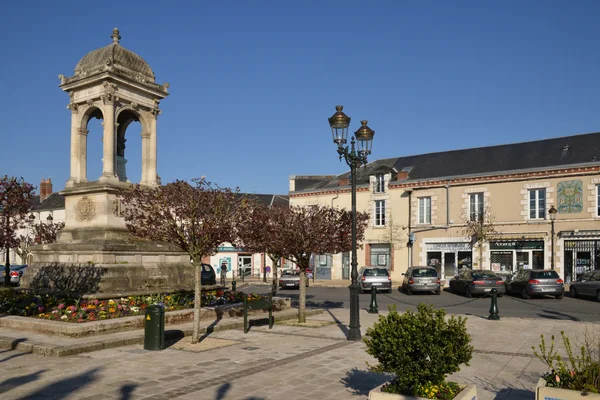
[24,182,194,294]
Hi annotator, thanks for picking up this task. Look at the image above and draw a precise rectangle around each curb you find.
[0,308,324,357]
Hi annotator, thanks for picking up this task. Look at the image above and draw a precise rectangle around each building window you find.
[374,174,385,193]
[469,193,484,222]
[418,197,431,224]
[370,244,391,268]
[529,188,546,219]
[374,200,386,226]
[597,185,600,217]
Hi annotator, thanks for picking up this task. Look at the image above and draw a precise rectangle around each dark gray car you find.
[505,269,564,299]
[569,271,600,301]
[359,267,392,293]
[401,266,441,295]
[449,269,506,297]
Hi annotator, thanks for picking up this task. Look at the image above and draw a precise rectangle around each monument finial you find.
[111,28,121,44]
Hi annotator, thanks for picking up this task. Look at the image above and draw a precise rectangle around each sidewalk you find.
[0,306,598,399]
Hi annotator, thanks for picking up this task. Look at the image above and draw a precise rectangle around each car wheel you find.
[521,288,530,299]
[465,287,472,298]
[570,286,577,298]
[555,294,564,299]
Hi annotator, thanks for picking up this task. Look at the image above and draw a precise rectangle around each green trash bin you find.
[144,304,165,350]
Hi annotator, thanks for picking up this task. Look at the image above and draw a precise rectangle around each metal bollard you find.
[488,288,500,320]
[368,286,379,314]
[231,280,237,292]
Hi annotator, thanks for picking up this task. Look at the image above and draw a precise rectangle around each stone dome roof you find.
[73,28,155,83]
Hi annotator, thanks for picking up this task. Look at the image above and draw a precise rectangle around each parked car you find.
[569,270,600,301]
[279,270,308,289]
[505,269,564,299]
[0,264,27,287]
[401,266,441,295]
[448,269,505,298]
[359,267,392,293]
[201,263,216,285]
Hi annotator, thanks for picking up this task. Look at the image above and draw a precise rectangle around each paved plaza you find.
[1,303,599,400]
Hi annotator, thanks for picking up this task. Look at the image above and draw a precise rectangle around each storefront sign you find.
[425,243,471,251]
[489,241,543,250]
[217,246,243,252]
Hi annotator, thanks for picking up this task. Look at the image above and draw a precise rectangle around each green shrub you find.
[364,303,473,396]
[533,331,600,393]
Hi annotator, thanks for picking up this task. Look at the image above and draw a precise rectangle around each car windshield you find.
[282,271,299,276]
[364,268,389,277]
[412,268,437,278]
[532,271,559,279]
[473,271,499,279]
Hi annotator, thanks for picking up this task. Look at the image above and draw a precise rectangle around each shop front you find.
[425,242,472,280]
[489,240,545,277]
[562,238,600,284]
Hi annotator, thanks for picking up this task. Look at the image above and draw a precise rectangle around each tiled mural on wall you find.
[557,180,583,213]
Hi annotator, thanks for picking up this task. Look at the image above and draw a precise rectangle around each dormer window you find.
[374,174,385,193]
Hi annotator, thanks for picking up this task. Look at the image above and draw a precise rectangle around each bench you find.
[243,292,273,333]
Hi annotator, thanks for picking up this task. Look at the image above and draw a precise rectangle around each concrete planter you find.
[0,297,291,338]
[369,382,477,400]
[535,378,600,400]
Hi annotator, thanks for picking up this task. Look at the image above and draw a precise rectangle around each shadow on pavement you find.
[0,369,46,395]
[537,310,580,321]
[326,308,350,338]
[119,383,139,400]
[0,338,27,353]
[0,351,29,363]
[468,374,537,400]
[15,366,101,399]
[340,367,390,396]
[215,382,231,400]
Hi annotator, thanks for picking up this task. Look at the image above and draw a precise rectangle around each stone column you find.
[140,130,150,185]
[100,99,116,181]
[78,128,89,182]
[66,108,80,187]
[148,110,159,186]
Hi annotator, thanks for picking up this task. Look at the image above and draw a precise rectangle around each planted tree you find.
[462,205,497,270]
[235,203,288,296]
[274,205,368,323]
[118,178,248,344]
[0,176,36,285]
[16,216,65,264]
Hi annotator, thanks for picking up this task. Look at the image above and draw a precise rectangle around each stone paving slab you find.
[0,308,598,399]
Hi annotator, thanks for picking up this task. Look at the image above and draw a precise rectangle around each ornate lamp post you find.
[328,105,375,341]
[549,206,557,269]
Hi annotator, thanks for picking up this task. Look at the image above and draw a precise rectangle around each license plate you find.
[484,288,491,292]
[372,283,382,286]
[286,283,295,286]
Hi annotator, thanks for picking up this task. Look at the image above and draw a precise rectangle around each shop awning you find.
[558,230,600,239]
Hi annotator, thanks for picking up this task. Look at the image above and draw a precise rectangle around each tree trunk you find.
[269,255,280,297]
[262,251,267,283]
[191,259,202,344]
[479,244,483,270]
[298,268,306,323]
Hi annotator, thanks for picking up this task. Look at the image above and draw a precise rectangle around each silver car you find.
[402,266,441,295]
[278,270,309,290]
[569,271,600,301]
[359,267,392,293]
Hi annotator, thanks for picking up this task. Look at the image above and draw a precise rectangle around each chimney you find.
[396,171,409,181]
[339,178,350,187]
[40,178,53,202]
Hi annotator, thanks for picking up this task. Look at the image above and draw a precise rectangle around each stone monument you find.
[24,29,193,293]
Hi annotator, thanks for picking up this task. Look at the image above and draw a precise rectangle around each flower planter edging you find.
[535,378,600,400]
[369,383,477,400]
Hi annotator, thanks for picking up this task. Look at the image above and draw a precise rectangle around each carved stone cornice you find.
[67,102,79,113]
[77,128,89,136]
[140,131,151,139]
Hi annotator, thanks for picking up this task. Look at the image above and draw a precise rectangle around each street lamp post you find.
[328,105,375,342]
[549,206,557,269]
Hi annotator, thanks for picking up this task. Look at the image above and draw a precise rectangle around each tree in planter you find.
[118,178,249,344]
[16,216,65,264]
[364,303,473,399]
[273,205,368,323]
[0,176,36,286]
[235,203,287,296]
[461,205,498,270]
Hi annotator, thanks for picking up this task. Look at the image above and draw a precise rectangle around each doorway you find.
[238,255,252,278]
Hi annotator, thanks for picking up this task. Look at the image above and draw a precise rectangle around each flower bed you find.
[0,289,263,323]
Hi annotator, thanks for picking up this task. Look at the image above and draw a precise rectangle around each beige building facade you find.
[290,133,600,284]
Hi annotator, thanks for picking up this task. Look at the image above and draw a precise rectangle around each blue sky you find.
[2,1,600,195]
